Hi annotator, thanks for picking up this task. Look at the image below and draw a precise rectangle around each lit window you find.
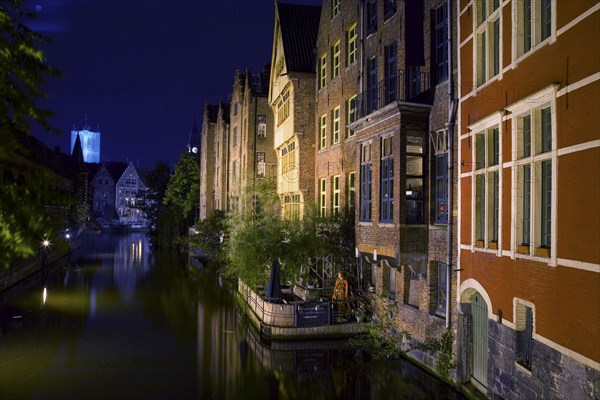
[320,178,327,217]
[346,23,357,66]
[256,152,266,177]
[257,114,267,138]
[319,54,327,89]
[277,91,290,125]
[475,0,501,87]
[346,95,357,138]
[332,175,340,215]
[332,106,340,145]
[406,132,424,224]
[332,0,340,17]
[347,171,356,212]
[319,114,327,150]
[332,40,341,78]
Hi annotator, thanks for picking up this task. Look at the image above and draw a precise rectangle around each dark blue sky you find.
[30,0,321,168]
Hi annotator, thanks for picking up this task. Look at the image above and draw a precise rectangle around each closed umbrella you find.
[265,257,282,303]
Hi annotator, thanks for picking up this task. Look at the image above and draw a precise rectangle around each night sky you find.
[30,0,322,168]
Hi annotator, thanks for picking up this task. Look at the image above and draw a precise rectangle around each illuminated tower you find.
[70,119,101,163]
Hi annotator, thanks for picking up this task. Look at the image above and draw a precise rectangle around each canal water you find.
[0,232,465,399]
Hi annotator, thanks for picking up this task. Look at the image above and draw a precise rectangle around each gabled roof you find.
[101,162,128,183]
[277,2,321,73]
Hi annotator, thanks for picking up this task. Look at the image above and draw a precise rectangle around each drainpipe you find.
[445,0,457,330]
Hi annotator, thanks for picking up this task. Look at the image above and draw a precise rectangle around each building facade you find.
[314,0,360,219]
[213,103,230,211]
[90,162,128,222]
[347,0,460,380]
[269,2,321,219]
[115,162,146,225]
[199,104,219,220]
[457,0,600,397]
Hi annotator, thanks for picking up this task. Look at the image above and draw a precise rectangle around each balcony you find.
[356,66,431,120]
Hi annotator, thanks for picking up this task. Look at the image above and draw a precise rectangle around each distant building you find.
[115,162,147,225]
[71,122,101,163]
[213,103,230,211]
[90,162,128,221]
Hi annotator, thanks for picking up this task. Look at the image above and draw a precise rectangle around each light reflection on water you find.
[0,232,464,399]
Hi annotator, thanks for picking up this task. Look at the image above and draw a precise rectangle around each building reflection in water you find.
[112,233,150,304]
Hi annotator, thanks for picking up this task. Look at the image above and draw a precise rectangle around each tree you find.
[0,0,61,269]
[138,161,171,245]
[156,152,199,249]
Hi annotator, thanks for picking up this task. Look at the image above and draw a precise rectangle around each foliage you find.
[163,152,199,222]
[224,181,356,288]
[138,161,171,245]
[189,209,229,264]
[413,329,456,379]
[0,0,61,269]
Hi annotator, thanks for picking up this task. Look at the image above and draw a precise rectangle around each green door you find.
[471,292,488,386]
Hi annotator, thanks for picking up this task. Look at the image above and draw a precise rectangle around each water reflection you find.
[0,232,464,399]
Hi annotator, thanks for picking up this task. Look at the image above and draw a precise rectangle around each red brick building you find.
[457,0,600,397]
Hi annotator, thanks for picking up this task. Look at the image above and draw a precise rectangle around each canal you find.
[0,232,465,399]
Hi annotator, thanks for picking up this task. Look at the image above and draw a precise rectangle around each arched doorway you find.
[471,291,488,387]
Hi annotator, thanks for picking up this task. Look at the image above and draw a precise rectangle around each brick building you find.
[199,103,219,220]
[268,2,321,219]
[457,0,600,397]
[228,66,275,214]
[213,103,230,212]
[314,0,360,219]
[345,0,460,379]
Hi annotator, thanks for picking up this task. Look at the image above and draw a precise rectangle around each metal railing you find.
[356,66,431,120]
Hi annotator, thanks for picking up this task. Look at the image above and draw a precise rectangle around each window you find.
[384,0,396,20]
[332,40,341,78]
[233,102,238,116]
[346,95,357,138]
[360,142,373,221]
[232,160,238,183]
[332,106,340,145]
[436,262,447,316]
[434,2,448,83]
[367,0,377,34]
[319,54,327,89]
[257,152,266,177]
[515,0,552,58]
[385,42,397,104]
[257,114,267,138]
[320,178,327,217]
[406,132,424,224]
[277,91,290,125]
[515,301,534,369]
[435,152,448,224]
[281,141,297,177]
[475,0,501,86]
[380,135,394,223]
[367,57,378,114]
[319,114,327,150]
[515,105,553,256]
[332,175,340,215]
[347,171,356,212]
[283,194,301,220]
[473,126,500,247]
[346,23,357,66]
[233,126,238,147]
[332,0,340,17]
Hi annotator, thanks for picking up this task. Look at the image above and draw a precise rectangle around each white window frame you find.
[468,111,503,256]
[346,94,357,138]
[320,178,327,217]
[332,175,340,215]
[319,54,327,89]
[473,0,502,88]
[332,40,341,78]
[512,0,556,63]
[507,85,558,266]
[346,23,357,66]
[319,114,327,150]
